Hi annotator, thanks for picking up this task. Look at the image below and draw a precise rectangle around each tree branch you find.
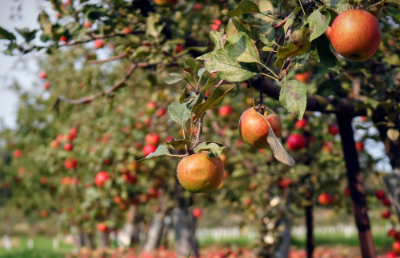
[87,53,128,64]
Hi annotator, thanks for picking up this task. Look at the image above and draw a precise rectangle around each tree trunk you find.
[77,228,85,248]
[189,212,200,258]
[305,194,314,258]
[143,196,169,252]
[274,218,291,258]
[337,114,375,258]
[118,205,136,246]
[84,233,96,249]
[98,231,109,248]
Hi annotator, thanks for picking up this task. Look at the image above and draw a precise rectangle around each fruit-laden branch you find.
[54,62,178,106]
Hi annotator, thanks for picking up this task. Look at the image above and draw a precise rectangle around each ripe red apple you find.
[278,178,291,189]
[177,153,224,193]
[193,208,202,219]
[331,10,381,62]
[64,143,73,151]
[218,105,232,118]
[294,71,312,84]
[193,3,202,10]
[153,0,178,7]
[383,197,392,207]
[143,144,157,156]
[60,36,67,42]
[376,189,386,199]
[156,108,166,117]
[355,141,364,151]
[238,107,282,149]
[123,27,131,34]
[113,196,123,204]
[148,188,159,198]
[146,101,157,112]
[220,153,227,165]
[95,171,109,187]
[41,177,48,185]
[210,19,222,31]
[83,21,92,28]
[164,136,173,143]
[97,223,108,232]
[122,173,137,184]
[294,118,307,129]
[318,193,332,205]
[328,125,339,136]
[56,134,64,142]
[39,71,47,79]
[40,210,48,218]
[64,158,77,169]
[103,158,112,166]
[393,241,400,253]
[386,251,397,258]
[43,82,50,90]
[13,150,23,158]
[69,127,78,140]
[344,187,351,197]
[145,133,160,146]
[389,229,397,238]
[324,26,331,41]
[175,45,183,53]
[242,198,252,206]
[360,116,367,122]
[382,210,391,219]
[94,39,104,49]
[286,133,306,151]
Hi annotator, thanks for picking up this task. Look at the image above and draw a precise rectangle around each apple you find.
[148,188,159,198]
[322,141,333,153]
[113,196,123,204]
[103,158,112,165]
[330,10,381,62]
[56,12,62,18]
[122,173,137,184]
[43,82,50,90]
[69,127,78,140]
[40,210,48,218]
[60,36,67,42]
[355,141,364,151]
[344,187,351,197]
[144,118,151,126]
[95,171,109,187]
[360,116,367,122]
[146,101,157,112]
[64,158,77,169]
[143,144,157,156]
[97,223,108,232]
[386,252,397,258]
[376,189,385,199]
[383,197,392,207]
[324,26,331,41]
[393,241,400,253]
[193,3,202,10]
[328,125,339,136]
[177,153,224,193]
[193,208,202,219]
[156,108,166,117]
[278,178,291,189]
[39,71,47,79]
[13,150,23,158]
[164,136,173,143]
[294,118,307,129]
[64,143,73,151]
[145,133,160,146]
[56,134,64,142]
[210,19,222,31]
[41,177,48,185]
[239,107,282,149]
[175,45,183,53]
[123,27,131,34]
[242,198,252,206]
[218,105,232,117]
[286,133,306,151]
[294,71,312,84]
[318,193,332,205]
[382,210,391,219]
[153,0,178,7]
[220,153,227,165]
[94,39,104,49]
[83,21,92,28]
[389,229,397,238]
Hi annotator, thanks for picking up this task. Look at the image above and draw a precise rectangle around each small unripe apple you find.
[193,208,202,219]
[331,10,381,62]
[218,105,232,117]
[355,141,364,151]
[294,118,307,129]
[382,210,391,219]
[13,150,23,158]
[383,197,392,207]
[177,153,224,193]
[322,141,333,153]
[43,82,50,90]
[83,21,92,28]
[63,143,73,151]
[393,241,400,253]
[294,71,311,84]
[64,158,77,169]
[39,71,47,79]
[56,134,64,142]
[318,193,332,205]
[223,170,229,179]
[94,39,104,49]
[286,133,306,151]
[376,189,385,199]
[95,171,109,187]
[97,223,108,232]
[328,125,339,136]
[145,133,160,146]
[143,144,157,156]
[239,107,282,149]
[153,0,178,7]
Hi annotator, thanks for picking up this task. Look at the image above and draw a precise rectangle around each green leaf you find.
[184,58,198,81]
[310,34,339,74]
[277,26,310,60]
[165,73,186,84]
[259,46,274,52]
[200,76,219,95]
[197,49,258,82]
[253,10,273,18]
[168,102,191,126]
[136,145,170,162]
[146,13,163,38]
[38,11,52,36]
[279,80,307,120]
[50,0,68,14]
[15,28,38,43]
[259,23,275,47]
[291,53,309,68]
[198,67,207,81]
[210,29,226,50]
[226,18,258,40]
[194,142,225,158]
[194,84,236,119]
[227,0,260,17]
[306,10,331,41]
[166,138,189,150]
[0,27,16,41]
[225,32,260,63]
[324,0,350,12]
[284,7,301,36]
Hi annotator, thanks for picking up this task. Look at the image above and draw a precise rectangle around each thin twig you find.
[190,113,206,151]
[88,53,128,64]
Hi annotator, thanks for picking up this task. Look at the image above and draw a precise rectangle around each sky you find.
[0,0,393,172]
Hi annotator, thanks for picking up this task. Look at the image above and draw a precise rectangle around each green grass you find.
[0,236,73,258]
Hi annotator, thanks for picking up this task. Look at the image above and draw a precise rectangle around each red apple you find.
[238,107,282,149]
[146,101,157,112]
[328,125,339,136]
[59,36,67,42]
[331,10,381,62]
[83,21,92,28]
[355,141,364,151]
[294,71,312,84]
[286,133,306,151]
[69,127,78,140]
[56,134,64,142]
[43,82,50,90]
[383,197,392,207]
[386,252,397,258]
[278,178,291,189]
[148,188,159,198]
[164,136,173,143]
[39,71,47,79]
[193,3,202,10]
[344,187,351,197]
[324,26,331,41]
[13,150,23,158]
[376,189,385,199]
[156,108,166,117]
[143,144,157,156]
[393,241,400,253]
[64,158,77,169]
[177,153,224,193]
[145,133,160,146]
[95,171,109,187]
[64,143,73,151]
[97,223,108,232]
[40,210,48,218]
[122,173,137,184]
[242,198,252,206]
[193,208,202,219]
[318,193,332,205]
[294,118,307,129]
[123,27,131,34]
[389,229,397,238]
[218,105,232,117]
[382,210,391,219]
[175,45,183,53]
[94,39,104,49]
[41,177,48,185]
